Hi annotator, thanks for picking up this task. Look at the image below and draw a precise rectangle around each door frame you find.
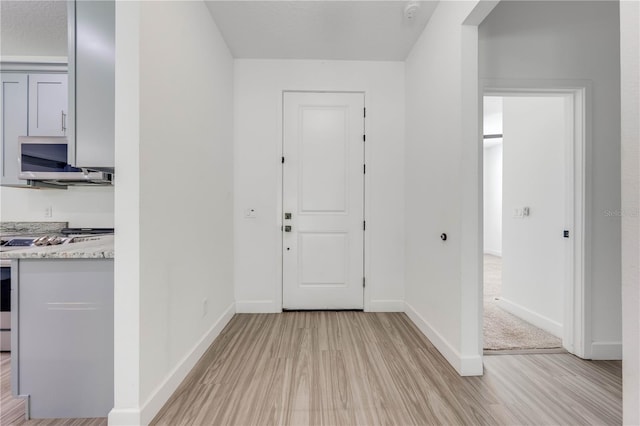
[277,90,368,311]
[482,80,591,358]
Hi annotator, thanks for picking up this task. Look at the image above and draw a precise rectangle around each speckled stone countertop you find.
[0,235,114,259]
[0,222,113,259]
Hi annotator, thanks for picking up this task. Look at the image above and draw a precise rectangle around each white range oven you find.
[0,259,10,351]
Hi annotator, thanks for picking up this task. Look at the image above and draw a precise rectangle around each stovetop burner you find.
[4,238,38,247]
[1,235,72,248]
[0,228,114,251]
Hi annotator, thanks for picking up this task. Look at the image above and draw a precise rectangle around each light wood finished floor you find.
[152,312,622,425]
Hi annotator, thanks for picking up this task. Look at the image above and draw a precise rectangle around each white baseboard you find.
[1,55,67,63]
[497,297,563,338]
[404,302,483,376]
[369,299,405,312]
[590,341,622,360]
[235,300,280,313]
[120,302,235,425]
[108,408,141,426]
[483,249,502,257]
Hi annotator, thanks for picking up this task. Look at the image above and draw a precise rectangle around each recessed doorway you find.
[482,90,585,354]
[281,92,365,310]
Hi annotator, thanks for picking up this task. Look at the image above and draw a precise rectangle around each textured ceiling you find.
[0,1,438,61]
[205,1,438,61]
[0,0,67,57]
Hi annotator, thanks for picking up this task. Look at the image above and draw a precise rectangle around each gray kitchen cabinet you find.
[68,0,115,170]
[0,73,28,186]
[0,72,68,187]
[11,259,114,419]
[28,74,68,137]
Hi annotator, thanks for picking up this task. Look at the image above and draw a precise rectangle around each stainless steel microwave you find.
[18,136,112,186]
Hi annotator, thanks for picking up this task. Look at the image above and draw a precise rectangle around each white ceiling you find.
[0,0,67,57]
[205,1,439,61]
[0,1,437,61]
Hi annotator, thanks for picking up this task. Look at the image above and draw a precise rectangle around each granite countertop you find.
[0,235,114,259]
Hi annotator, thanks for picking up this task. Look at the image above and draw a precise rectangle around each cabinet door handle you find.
[61,110,67,132]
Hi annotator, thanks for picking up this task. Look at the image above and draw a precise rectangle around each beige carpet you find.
[483,255,562,351]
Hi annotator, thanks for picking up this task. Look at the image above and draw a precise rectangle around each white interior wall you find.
[483,144,502,256]
[500,96,566,337]
[479,0,621,358]
[404,0,487,376]
[111,1,235,424]
[234,59,405,313]
[620,1,640,424]
[483,96,503,256]
[0,186,114,227]
[110,2,141,423]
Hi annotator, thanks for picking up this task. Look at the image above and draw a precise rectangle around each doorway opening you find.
[482,89,586,355]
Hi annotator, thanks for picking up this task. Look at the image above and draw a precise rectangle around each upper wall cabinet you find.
[28,74,68,137]
[68,0,115,171]
[1,72,68,187]
[1,74,28,186]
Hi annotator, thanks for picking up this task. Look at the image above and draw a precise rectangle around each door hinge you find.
[281,156,285,164]
[363,220,366,231]
[363,134,366,142]
[363,164,366,174]
[364,107,366,118]
[564,230,570,238]
[363,277,366,288]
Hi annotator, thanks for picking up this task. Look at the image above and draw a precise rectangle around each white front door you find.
[282,92,365,310]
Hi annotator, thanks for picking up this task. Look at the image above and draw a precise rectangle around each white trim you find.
[107,408,141,426]
[590,342,622,360]
[463,1,501,26]
[276,91,284,311]
[133,303,235,426]
[1,55,67,64]
[482,81,590,359]
[405,302,483,376]
[236,300,280,313]
[0,63,67,73]
[363,92,371,312]
[1,56,67,73]
[369,299,404,312]
[483,249,502,257]
[497,297,563,338]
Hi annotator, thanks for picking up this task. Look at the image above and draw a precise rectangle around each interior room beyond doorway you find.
[483,95,572,353]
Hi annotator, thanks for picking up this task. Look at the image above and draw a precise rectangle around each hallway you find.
[151,312,621,425]
[0,312,621,425]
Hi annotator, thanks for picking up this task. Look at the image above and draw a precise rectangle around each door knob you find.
[284,225,292,232]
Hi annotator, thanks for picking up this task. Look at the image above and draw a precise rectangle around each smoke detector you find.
[404,2,421,20]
